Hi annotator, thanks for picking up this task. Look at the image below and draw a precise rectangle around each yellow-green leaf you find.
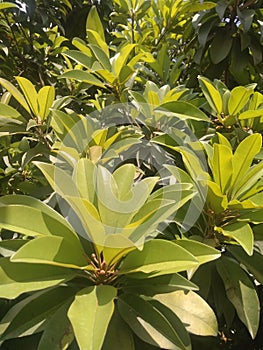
[219,222,254,256]
[154,290,218,336]
[11,236,88,269]
[0,78,30,113]
[15,76,38,116]
[211,143,233,194]
[119,239,198,276]
[68,285,116,350]
[38,86,55,120]
[231,134,262,191]
[198,76,222,116]
[228,86,253,116]
[86,5,105,42]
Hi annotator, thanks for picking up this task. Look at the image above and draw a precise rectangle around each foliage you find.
[190,0,263,88]
[0,0,263,349]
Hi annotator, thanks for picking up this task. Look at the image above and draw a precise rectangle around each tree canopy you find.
[0,1,263,349]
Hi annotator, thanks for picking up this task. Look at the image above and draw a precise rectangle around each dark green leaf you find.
[216,257,260,338]
[0,286,76,342]
[102,311,135,350]
[118,294,191,350]
[210,30,232,64]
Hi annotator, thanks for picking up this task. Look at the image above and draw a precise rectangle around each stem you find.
[131,10,135,44]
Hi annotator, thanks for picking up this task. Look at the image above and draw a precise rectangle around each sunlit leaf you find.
[154,290,218,336]
[0,78,30,113]
[37,86,55,120]
[68,285,116,350]
[11,236,88,269]
[15,77,38,116]
[0,258,76,299]
[219,222,253,256]
[119,239,198,277]
[211,143,233,193]
[198,76,222,115]
[228,86,254,116]
[86,5,105,42]
[231,134,261,191]
[158,101,210,122]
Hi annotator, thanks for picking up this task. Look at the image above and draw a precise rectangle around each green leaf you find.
[239,208,263,223]
[63,50,93,69]
[119,65,134,85]
[170,146,208,181]
[216,132,232,148]
[118,294,191,350]
[111,164,135,202]
[37,86,55,120]
[231,134,262,190]
[87,31,109,57]
[95,166,158,230]
[0,239,28,256]
[59,69,106,88]
[158,101,210,122]
[102,311,135,350]
[154,290,218,336]
[211,143,233,193]
[173,239,220,265]
[237,8,255,33]
[197,17,218,47]
[125,273,198,295]
[72,37,93,55]
[73,158,96,202]
[228,86,253,116]
[0,258,76,299]
[184,2,216,12]
[126,186,195,245]
[35,161,106,245]
[220,222,254,256]
[112,44,136,76]
[38,301,74,350]
[96,69,116,84]
[119,239,198,277]
[0,103,25,122]
[0,2,18,9]
[86,6,105,42]
[198,76,222,115]
[68,285,116,350]
[205,180,228,214]
[11,236,88,269]
[239,109,263,120]
[210,30,232,64]
[89,44,111,70]
[15,76,39,116]
[0,287,75,342]
[216,257,260,338]
[233,162,263,199]
[50,110,95,150]
[0,195,80,246]
[0,78,30,113]
[228,245,263,285]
